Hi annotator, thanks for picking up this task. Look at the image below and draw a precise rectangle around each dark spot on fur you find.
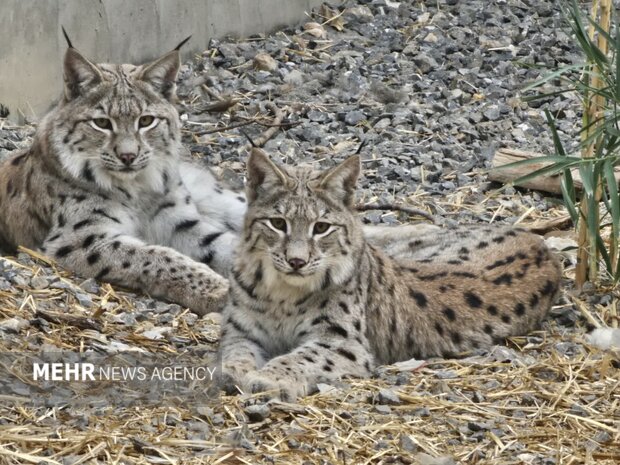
[174,219,199,232]
[55,245,73,258]
[328,324,348,338]
[501,314,511,324]
[451,271,476,278]
[487,305,498,316]
[493,273,513,285]
[82,234,96,248]
[541,280,556,296]
[477,241,489,249]
[443,307,456,321]
[82,162,95,182]
[95,267,110,280]
[409,289,428,307]
[492,236,505,244]
[464,291,482,308]
[451,332,462,344]
[200,232,223,247]
[434,322,444,336]
[336,348,357,361]
[338,302,350,314]
[312,315,330,325]
[514,303,526,316]
[484,324,493,335]
[87,252,100,265]
[73,219,92,230]
[529,293,540,307]
[122,261,130,269]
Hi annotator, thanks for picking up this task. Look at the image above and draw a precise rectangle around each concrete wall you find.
[0,0,324,123]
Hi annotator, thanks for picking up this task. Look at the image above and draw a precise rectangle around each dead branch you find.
[36,309,103,332]
[356,203,434,222]
[240,102,285,150]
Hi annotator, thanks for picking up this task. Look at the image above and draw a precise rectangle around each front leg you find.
[218,313,268,394]
[244,338,373,401]
[45,227,229,315]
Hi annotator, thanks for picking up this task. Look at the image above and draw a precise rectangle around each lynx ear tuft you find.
[61,26,74,48]
[246,148,291,203]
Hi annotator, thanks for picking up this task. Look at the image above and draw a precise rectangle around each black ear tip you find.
[174,35,192,51]
[61,26,74,48]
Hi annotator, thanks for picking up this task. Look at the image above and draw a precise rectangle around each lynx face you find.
[242,149,365,294]
[49,48,182,191]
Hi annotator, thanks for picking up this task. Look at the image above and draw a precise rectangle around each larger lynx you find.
[0,41,245,314]
[219,149,562,400]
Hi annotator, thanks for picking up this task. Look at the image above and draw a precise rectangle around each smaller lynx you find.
[219,149,562,400]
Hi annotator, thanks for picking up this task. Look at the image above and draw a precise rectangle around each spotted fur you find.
[219,149,562,400]
[0,44,245,314]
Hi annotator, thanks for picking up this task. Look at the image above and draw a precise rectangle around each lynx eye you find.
[92,118,112,130]
[268,218,287,233]
[313,222,331,235]
[138,115,155,128]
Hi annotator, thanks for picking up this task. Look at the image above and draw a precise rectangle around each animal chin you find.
[281,272,312,287]
[107,165,145,176]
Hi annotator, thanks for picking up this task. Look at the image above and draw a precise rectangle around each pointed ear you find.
[316,155,360,207]
[64,48,102,100]
[139,50,180,101]
[246,148,291,203]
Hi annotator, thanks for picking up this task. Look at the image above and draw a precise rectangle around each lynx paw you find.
[220,362,254,395]
[192,273,230,315]
[242,372,306,402]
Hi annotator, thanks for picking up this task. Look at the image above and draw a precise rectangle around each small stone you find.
[344,6,374,23]
[307,110,330,123]
[283,69,304,86]
[30,276,49,289]
[344,110,366,126]
[75,293,94,308]
[483,106,501,121]
[244,404,271,422]
[0,317,30,332]
[375,405,392,414]
[141,326,171,341]
[411,53,438,73]
[416,453,457,465]
[79,278,100,294]
[377,388,401,405]
[400,434,417,452]
[424,32,439,43]
[253,53,278,72]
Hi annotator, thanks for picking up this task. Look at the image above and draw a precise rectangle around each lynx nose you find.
[288,258,307,270]
[118,152,137,166]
